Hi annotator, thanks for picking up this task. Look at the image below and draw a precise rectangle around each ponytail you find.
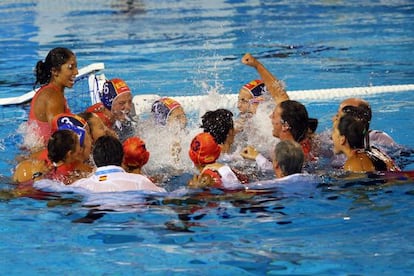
[33,47,74,88]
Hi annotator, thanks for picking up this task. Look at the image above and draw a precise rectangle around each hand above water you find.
[240,145,259,160]
[241,53,259,68]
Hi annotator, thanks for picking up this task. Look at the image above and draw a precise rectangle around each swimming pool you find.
[1,0,414,274]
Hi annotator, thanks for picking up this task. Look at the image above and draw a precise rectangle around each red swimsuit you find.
[28,83,71,146]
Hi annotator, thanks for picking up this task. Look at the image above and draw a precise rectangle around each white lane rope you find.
[133,84,414,115]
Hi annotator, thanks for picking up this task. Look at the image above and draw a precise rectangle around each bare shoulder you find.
[34,87,63,109]
[344,153,375,173]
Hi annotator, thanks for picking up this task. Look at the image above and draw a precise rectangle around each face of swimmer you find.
[331,120,345,155]
[237,88,259,115]
[167,106,187,129]
[270,104,285,138]
[111,92,133,122]
[52,55,79,89]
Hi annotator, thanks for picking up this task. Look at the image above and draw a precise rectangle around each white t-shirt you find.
[255,153,273,172]
[217,165,243,189]
[245,173,320,196]
[71,165,166,193]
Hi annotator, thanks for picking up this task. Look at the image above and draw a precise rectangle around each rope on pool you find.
[133,83,414,115]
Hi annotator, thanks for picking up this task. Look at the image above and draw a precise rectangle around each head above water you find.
[34,47,76,87]
[51,113,88,147]
[122,136,150,169]
[93,135,124,167]
[237,79,266,114]
[333,109,370,151]
[270,100,309,143]
[189,132,221,167]
[151,97,187,128]
[99,78,133,121]
[333,97,371,125]
[200,108,234,145]
[273,140,304,177]
[47,129,82,164]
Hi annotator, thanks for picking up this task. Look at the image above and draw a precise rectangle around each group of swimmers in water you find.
[11,47,403,195]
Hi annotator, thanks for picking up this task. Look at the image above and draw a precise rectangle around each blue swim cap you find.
[243,80,266,100]
[52,113,87,147]
[151,97,181,125]
[99,78,131,110]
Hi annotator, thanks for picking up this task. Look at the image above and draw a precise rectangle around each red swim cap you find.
[122,136,150,168]
[189,133,221,166]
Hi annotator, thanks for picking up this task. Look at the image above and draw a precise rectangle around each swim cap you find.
[99,78,131,110]
[122,136,150,168]
[189,133,221,166]
[151,97,182,125]
[243,80,266,102]
[51,113,87,146]
[86,102,113,128]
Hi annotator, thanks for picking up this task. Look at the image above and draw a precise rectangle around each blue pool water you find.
[1,0,414,275]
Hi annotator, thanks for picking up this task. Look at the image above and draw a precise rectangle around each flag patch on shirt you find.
[99,175,108,181]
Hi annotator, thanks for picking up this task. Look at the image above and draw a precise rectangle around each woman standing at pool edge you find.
[28,47,78,147]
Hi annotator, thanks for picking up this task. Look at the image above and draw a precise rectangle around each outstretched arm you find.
[241,53,289,105]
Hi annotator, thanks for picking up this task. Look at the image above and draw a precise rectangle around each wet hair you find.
[279,100,309,142]
[341,105,372,148]
[34,47,75,87]
[47,130,78,163]
[200,109,234,144]
[308,118,318,134]
[357,101,372,123]
[340,105,388,171]
[93,135,124,167]
[341,105,371,124]
[337,113,369,149]
[274,140,304,176]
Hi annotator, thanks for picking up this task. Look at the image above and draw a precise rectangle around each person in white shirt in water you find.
[71,135,165,193]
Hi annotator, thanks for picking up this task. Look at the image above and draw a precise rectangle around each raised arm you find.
[241,53,289,105]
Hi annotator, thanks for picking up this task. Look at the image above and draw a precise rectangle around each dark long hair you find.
[337,113,368,149]
[47,130,78,163]
[279,100,309,142]
[341,104,372,149]
[34,47,74,87]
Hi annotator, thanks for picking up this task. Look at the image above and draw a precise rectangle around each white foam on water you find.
[16,122,44,151]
